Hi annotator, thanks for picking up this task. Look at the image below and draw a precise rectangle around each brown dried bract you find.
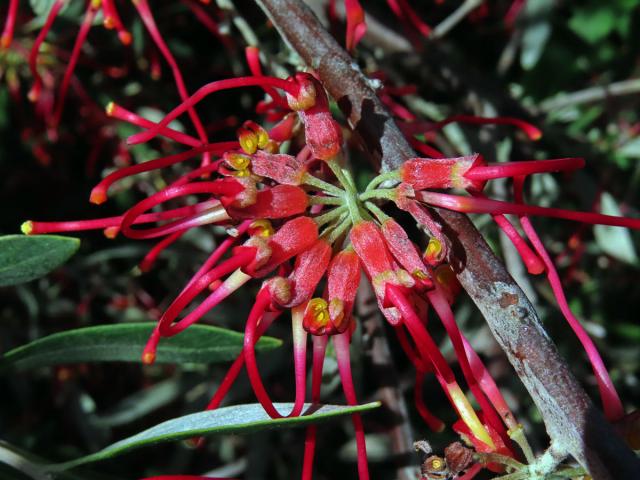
[444,441,474,475]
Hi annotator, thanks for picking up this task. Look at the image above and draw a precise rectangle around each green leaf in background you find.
[29,0,61,17]
[50,402,381,472]
[619,137,640,159]
[1,323,281,371]
[568,6,616,44]
[0,235,80,287]
[520,0,554,70]
[594,192,638,265]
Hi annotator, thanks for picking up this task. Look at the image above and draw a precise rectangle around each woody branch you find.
[253,0,640,478]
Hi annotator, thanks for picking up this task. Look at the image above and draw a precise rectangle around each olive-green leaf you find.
[29,0,59,17]
[49,402,381,472]
[0,235,80,287]
[1,323,281,371]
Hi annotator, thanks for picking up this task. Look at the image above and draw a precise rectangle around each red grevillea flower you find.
[21,69,638,479]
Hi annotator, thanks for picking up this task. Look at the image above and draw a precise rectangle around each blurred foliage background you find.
[1,1,639,479]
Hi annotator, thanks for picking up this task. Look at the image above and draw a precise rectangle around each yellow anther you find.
[225,152,251,171]
[256,130,269,148]
[233,168,251,178]
[238,128,258,154]
[303,298,330,334]
[91,0,102,9]
[430,458,444,470]
[309,298,329,323]
[412,269,429,280]
[243,121,270,149]
[424,238,442,260]
[21,221,34,235]
[249,219,275,238]
[105,101,116,116]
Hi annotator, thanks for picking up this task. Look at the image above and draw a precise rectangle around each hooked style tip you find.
[0,34,11,50]
[142,351,156,365]
[529,127,542,141]
[27,87,40,103]
[105,101,116,116]
[21,221,34,235]
[118,31,132,46]
[90,188,107,205]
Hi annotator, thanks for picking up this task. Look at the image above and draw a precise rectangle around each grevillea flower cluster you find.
[20,45,640,477]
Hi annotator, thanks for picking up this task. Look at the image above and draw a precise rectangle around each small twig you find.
[431,0,483,39]
[0,442,50,480]
[539,78,640,112]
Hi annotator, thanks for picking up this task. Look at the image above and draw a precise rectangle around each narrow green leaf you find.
[1,323,281,371]
[520,0,554,70]
[0,235,80,287]
[50,402,381,471]
[593,192,638,265]
[29,0,60,17]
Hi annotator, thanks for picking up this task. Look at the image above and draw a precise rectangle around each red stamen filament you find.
[156,248,257,337]
[50,1,99,130]
[464,158,584,182]
[407,136,445,159]
[181,0,232,48]
[181,221,251,292]
[90,143,236,204]
[133,0,211,164]
[24,202,219,235]
[205,312,280,410]
[120,183,235,239]
[471,192,544,275]
[387,0,431,37]
[302,335,328,480]
[513,176,624,422]
[102,0,131,44]
[107,102,202,147]
[427,287,510,441]
[244,46,286,108]
[1,0,19,49]
[436,114,541,141]
[461,335,518,430]
[243,290,308,418]
[414,371,446,432]
[28,0,66,102]
[386,285,495,448]
[127,76,299,146]
[418,191,640,229]
[333,332,370,480]
[139,230,187,273]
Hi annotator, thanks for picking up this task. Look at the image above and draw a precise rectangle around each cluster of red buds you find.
[20,56,640,478]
